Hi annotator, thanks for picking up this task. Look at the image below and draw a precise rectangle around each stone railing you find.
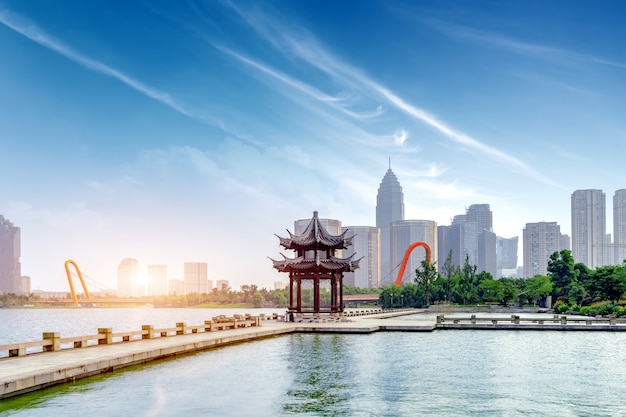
[0,315,262,359]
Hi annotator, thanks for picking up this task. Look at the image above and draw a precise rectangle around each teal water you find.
[1,310,625,416]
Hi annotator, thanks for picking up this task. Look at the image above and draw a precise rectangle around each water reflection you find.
[283,334,353,415]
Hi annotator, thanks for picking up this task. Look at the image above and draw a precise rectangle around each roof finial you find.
[388,156,391,170]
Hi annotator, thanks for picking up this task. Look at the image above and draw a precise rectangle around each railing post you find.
[176,322,186,335]
[610,316,616,325]
[9,346,26,357]
[98,328,113,345]
[142,325,154,339]
[560,316,567,325]
[436,314,444,324]
[470,314,476,324]
[42,332,60,352]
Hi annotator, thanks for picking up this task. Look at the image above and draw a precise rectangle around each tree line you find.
[379,250,626,317]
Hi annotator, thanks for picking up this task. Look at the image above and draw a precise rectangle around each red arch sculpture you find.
[395,242,432,286]
[64,260,92,304]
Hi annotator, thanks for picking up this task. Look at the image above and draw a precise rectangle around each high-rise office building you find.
[496,236,518,278]
[614,189,626,264]
[184,262,208,294]
[523,222,567,278]
[466,204,493,231]
[0,216,21,294]
[147,264,167,296]
[376,167,404,285]
[391,220,437,284]
[438,222,478,273]
[342,226,380,289]
[117,258,138,297]
[571,189,606,268]
[438,204,496,277]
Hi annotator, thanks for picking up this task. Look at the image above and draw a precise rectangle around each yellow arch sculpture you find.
[64,260,92,304]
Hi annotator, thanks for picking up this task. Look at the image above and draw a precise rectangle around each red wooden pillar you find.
[314,273,320,313]
[339,275,344,312]
[296,275,302,312]
[289,273,294,311]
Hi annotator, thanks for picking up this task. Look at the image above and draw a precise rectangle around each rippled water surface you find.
[1,309,625,416]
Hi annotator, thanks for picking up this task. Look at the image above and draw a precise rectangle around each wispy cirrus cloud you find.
[428,19,626,70]
[0,9,198,118]
[224,3,555,185]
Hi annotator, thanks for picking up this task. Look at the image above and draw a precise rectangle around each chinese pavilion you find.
[271,211,360,315]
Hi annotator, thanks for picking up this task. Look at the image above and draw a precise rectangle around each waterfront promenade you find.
[2,309,626,399]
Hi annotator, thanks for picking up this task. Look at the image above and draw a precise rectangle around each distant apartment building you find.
[342,226,380,289]
[147,264,167,296]
[215,279,229,291]
[571,189,606,268]
[390,220,437,284]
[523,222,568,278]
[614,189,626,264]
[168,279,184,295]
[117,258,139,297]
[21,276,31,295]
[496,236,518,278]
[0,215,21,294]
[274,281,287,290]
[184,262,208,294]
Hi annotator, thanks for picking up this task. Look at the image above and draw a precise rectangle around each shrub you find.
[553,300,570,314]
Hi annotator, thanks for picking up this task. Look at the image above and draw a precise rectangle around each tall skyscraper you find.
[523,222,567,278]
[117,258,138,297]
[571,189,606,268]
[342,226,380,288]
[376,167,404,285]
[0,215,21,294]
[184,262,208,294]
[614,189,626,264]
[391,220,437,284]
[147,264,167,296]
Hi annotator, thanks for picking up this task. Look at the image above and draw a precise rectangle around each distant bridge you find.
[343,294,379,308]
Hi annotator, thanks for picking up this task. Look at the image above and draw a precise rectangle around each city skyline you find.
[2,1,626,290]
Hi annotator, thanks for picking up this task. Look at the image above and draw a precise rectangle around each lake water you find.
[1,308,625,416]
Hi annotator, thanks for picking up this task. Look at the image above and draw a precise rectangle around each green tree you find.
[415,260,438,306]
[547,250,579,302]
[252,292,265,308]
[455,255,478,304]
[478,279,503,303]
[591,264,626,303]
[523,275,553,305]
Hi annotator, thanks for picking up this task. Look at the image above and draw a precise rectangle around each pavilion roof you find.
[269,253,361,274]
[276,211,353,250]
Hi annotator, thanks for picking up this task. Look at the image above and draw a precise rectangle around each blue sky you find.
[2,0,626,292]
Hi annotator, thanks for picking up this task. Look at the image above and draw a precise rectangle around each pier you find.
[2,310,626,399]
